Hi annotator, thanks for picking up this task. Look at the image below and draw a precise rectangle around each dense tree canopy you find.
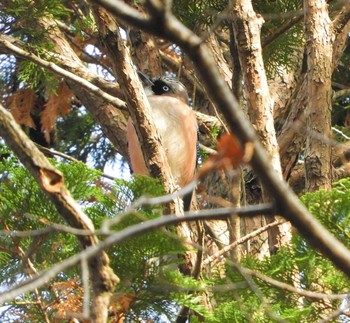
[1,0,350,322]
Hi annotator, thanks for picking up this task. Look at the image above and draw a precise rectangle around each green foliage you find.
[263,23,303,78]
[173,0,227,30]
[17,61,58,91]
[0,152,103,277]
[199,125,221,163]
[105,176,199,321]
[3,0,348,321]
[56,108,116,170]
[254,0,304,77]
[2,148,350,321]
[0,152,201,321]
[173,0,304,78]
[208,301,249,322]
[196,179,350,322]
[3,0,68,21]
[1,0,69,91]
[302,179,350,249]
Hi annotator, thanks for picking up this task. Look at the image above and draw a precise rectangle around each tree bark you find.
[304,0,333,191]
[0,104,119,323]
[231,0,281,176]
[91,6,199,279]
[35,16,121,322]
[230,0,290,255]
[277,6,350,187]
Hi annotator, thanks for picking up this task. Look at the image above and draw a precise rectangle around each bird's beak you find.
[137,71,154,87]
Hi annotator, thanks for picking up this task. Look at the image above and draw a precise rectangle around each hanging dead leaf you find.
[50,279,85,322]
[39,168,64,192]
[109,292,137,323]
[52,278,80,293]
[216,133,244,168]
[41,82,73,143]
[197,133,246,179]
[7,88,36,128]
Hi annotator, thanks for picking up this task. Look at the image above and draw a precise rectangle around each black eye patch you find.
[152,79,172,95]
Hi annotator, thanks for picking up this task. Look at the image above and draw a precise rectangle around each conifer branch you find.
[0,34,127,110]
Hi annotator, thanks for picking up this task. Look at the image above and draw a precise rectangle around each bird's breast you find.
[127,95,197,187]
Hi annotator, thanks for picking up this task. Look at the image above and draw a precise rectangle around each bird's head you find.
[138,72,189,104]
[151,77,189,103]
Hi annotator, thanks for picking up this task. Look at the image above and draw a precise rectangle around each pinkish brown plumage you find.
[127,76,197,188]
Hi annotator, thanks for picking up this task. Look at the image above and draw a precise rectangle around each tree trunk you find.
[230,0,290,255]
[35,16,120,322]
[304,0,333,191]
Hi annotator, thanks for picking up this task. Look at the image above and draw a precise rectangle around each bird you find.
[127,73,198,194]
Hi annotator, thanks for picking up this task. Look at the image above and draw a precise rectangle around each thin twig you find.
[35,144,118,181]
[243,266,346,301]
[0,204,275,239]
[202,219,285,268]
[232,261,287,322]
[0,203,275,303]
[81,258,90,320]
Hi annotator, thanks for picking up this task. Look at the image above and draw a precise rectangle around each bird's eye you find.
[162,85,170,92]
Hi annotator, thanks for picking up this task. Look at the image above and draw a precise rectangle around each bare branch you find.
[81,258,91,320]
[0,102,119,306]
[0,202,275,240]
[35,144,119,181]
[0,203,275,303]
[332,1,350,35]
[262,14,303,48]
[91,7,177,196]
[159,50,205,95]
[318,309,344,323]
[202,219,285,268]
[243,267,345,301]
[0,34,127,110]
[304,0,333,191]
[0,104,94,241]
[333,89,350,100]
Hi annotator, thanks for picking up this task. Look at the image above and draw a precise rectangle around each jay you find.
[127,74,198,191]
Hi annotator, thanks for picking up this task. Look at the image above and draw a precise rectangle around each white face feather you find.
[138,73,189,102]
[144,87,155,96]
[151,77,189,103]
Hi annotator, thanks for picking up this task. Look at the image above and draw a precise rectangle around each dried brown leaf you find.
[7,88,36,128]
[109,292,136,322]
[198,133,245,178]
[51,279,84,321]
[41,82,73,143]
